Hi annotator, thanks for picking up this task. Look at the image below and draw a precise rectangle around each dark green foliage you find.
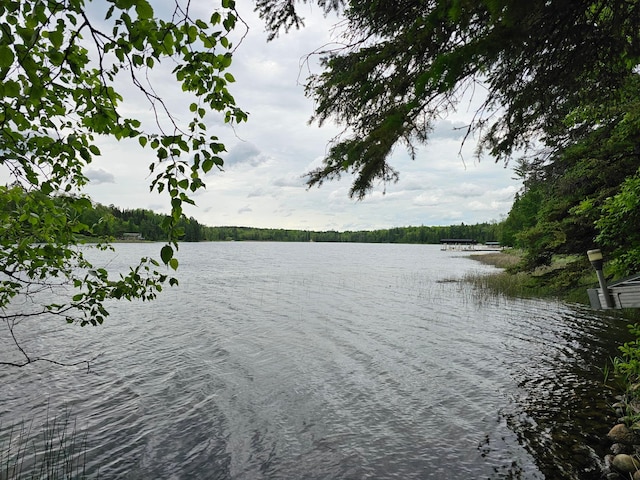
[612,324,640,411]
[200,221,501,244]
[500,188,544,249]
[255,0,343,40]
[256,0,640,199]
[502,77,640,274]
[75,204,202,242]
[597,168,640,274]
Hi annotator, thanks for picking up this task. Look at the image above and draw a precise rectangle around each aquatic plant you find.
[0,412,90,479]
[462,269,549,299]
[607,323,640,427]
[465,251,597,304]
[613,325,640,383]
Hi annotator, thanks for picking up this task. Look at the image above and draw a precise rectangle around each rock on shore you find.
[603,423,640,479]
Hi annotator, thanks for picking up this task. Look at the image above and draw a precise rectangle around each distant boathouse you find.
[440,239,502,251]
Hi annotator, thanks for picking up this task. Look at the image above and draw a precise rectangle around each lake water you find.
[0,242,630,479]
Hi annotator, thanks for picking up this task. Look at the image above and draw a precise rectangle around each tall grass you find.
[464,251,594,302]
[0,411,91,480]
[463,251,550,299]
[463,269,551,299]
[468,251,522,270]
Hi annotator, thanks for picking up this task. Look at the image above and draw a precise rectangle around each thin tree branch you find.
[2,317,103,371]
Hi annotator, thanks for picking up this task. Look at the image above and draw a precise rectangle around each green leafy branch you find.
[0,0,248,366]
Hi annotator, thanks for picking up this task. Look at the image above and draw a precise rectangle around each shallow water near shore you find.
[0,242,629,479]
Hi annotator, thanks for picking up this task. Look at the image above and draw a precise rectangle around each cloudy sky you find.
[80,2,520,232]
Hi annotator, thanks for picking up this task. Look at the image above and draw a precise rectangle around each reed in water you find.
[463,251,550,298]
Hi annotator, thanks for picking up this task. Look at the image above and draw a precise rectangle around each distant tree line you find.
[205,223,501,244]
[77,203,204,242]
[78,203,502,245]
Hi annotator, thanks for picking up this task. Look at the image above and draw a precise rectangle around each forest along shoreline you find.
[468,250,640,479]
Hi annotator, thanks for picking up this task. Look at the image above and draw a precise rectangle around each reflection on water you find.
[0,242,629,479]
[500,304,627,479]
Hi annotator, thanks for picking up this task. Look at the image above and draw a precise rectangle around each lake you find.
[0,242,629,479]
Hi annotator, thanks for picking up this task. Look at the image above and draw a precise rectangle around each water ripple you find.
[0,243,627,479]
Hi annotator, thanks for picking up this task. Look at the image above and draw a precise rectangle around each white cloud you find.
[413,192,443,207]
[247,187,269,198]
[224,142,267,167]
[273,173,305,188]
[78,2,520,231]
[447,182,486,198]
[86,168,115,185]
[430,119,468,140]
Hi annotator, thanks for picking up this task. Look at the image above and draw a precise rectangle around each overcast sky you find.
[79,2,520,231]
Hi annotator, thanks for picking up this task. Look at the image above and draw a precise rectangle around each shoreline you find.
[467,250,640,479]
